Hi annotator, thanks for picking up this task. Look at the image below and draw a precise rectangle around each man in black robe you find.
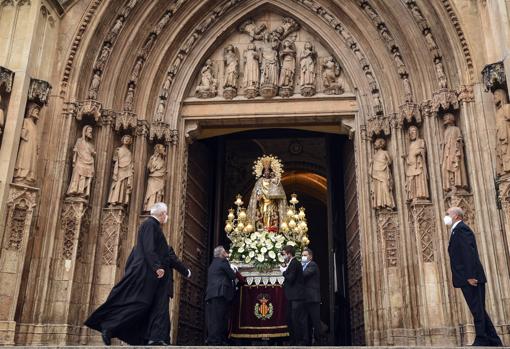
[85,202,191,345]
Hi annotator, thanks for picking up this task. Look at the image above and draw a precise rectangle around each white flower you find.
[268,251,276,259]
[288,240,296,246]
[275,242,282,249]
[257,254,265,262]
[278,255,285,262]
[245,256,252,263]
[250,242,257,249]
[245,238,252,244]
[238,246,245,253]
[261,247,267,253]
[249,251,255,258]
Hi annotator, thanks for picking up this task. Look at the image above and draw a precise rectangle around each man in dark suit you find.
[280,245,306,346]
[85,202,191,345]
[205,246,237,345]
[446,206,503,347]
[302,247,321,345]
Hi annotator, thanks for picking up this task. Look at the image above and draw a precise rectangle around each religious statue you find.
[94,44,111,72]
[67,125,96,199]
[243,43,260,98]
[278,39,296,97]
[130,58,143,83]
[300,42,317,96]
[144,143,166,211]
[0,94,5,137]
[370,138,395,209]
[154,99,165,122]
[405,125,429,202]
[88,72,101,100]
[13,103,40,185]
[322,56,345,95]
[246,155,287,232]
[435,60,447,89]
[238,19,266,42]
[494,89,510,176]
[441,113,468,192]
[107,135,134,206]
[105,17,123,44]
[195,59,217,98]
[124,85,135,111]
[223,44,239,99]
[260,32,279,97]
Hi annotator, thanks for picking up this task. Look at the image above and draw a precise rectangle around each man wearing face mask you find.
[302,248,322,345]
[280,245,306,345]
[85,202,191,346]
[445,206,503,347]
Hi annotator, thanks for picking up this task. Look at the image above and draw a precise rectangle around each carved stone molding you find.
[114,111,138,132]
[0,66,14,93]
[367,113,391,139]
[398,102,421,127]
[431,88,459,114]
[28,79,52,105]
[4,184,38,251]
[457,84,474,103]
[60,197,89,260]
[409,202,435,263]
[482,61,506,92]
[376,210,399,268]
[149,121,177,144]
[100,207,127,265]
[76,100,102,122]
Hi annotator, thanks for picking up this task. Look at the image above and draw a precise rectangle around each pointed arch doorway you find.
[178,127,362,345]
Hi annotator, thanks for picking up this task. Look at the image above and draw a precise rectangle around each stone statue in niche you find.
[154,12,171,35]
[0,94,4,137]
[260,32,279,98]
[154,99,166,122]
[88,71,101,100]
[108,134,134,206]
[243,43,260,99]
[424,29,438,51]
[435,60,447,89]
[278,39,296,97]
[494,88,510,176]
[322,56,345,95]
[67,125,96,199]
[223,44,239,99]
[105,17,123,44]
[130,58,143,83]
[405,125,430,202]
[238,19,266,42]
[144,143,166,211]
[13,103,40,185]
[195,59,217,98]
[124,85,135,111]
[370,138,395,209]
[94,44,111,72]
[300,42,317,96]
[441,113,468,192]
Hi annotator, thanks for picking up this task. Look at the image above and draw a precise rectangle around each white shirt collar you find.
[451,220,462,233]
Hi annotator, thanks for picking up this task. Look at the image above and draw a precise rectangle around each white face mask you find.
[163,214,168,224]
[301,256,308,263]
[443,215,453,226]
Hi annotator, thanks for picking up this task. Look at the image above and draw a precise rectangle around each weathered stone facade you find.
[0,0,510,346]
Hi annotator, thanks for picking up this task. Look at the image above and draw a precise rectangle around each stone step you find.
[2,347,510,348]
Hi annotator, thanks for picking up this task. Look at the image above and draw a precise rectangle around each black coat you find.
[85,217,189,343]
[283,257,305,301]
[303,260,320,303]
[205,257,236,301]
[447,221,487,288]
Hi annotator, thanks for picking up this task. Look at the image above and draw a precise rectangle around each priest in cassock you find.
[85,202,191,345]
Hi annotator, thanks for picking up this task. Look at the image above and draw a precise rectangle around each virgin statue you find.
[246,155,287,232]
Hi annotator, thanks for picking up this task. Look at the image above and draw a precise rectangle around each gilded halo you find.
[252,154,284,179]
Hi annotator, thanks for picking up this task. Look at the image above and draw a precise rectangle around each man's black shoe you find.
[148,340,169,346]
[101,329,111,346]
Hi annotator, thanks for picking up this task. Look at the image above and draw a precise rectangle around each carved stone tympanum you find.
[67,125,96,199]
[441,113,468,193]
[13,103,40,185]
[370,138,395,210]
[107,135,134,206]
[143,143,166,211]
[405,125,429,202]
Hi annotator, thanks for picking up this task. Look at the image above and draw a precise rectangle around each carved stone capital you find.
[431,88,459,114]
[482,61,506,92]
[28,78,52,105]
[457,84,475,103]
[115,111,138,132]
[0,66,14,93]
[76,100,102,122]
[149,121,173,143]
[398,102,421,127]
[367,113,391,139]
[0,0,31,7]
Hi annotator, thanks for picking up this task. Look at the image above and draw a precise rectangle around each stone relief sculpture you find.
[238,19,266,41]
[124,85,135,111]
[88,71,101,100]
[94,44,111,72]
[322,56,345,95]
[494,88,510,176]
[435,60,447,89]
[278,39,296,97]
[130,58,143,83]
[223,44,239,99]
[405,125,429,202]
[243,43,260,99]
[154,99,166,122]
[107,135,134,206]
[105,17,123,44]
[67,125,96,199]
[13,103,40,185]
[260,32,279,98]
[441,113,468,192]
[300,42,317,96]
[370,138,395,209]
[144,143,166,211]
[195,59,217,98]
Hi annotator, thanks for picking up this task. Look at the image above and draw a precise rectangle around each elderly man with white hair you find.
[85,202,191,346]
[445,206,503,347]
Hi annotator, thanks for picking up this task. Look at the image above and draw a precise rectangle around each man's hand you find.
[467,278,478,286]
[230,264,238,272]
[156,268,165,278]
[279,265,287,273]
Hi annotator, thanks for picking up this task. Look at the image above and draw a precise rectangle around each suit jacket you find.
[447,221,487,288]
[205,257,236,301]
[303,260,320,303]
[283,257,305,301]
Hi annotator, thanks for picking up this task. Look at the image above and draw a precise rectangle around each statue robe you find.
[496,104,510,175]
[243,50,259,88]
[14,117,38,183]
[85,217,189,344]
[67,137,95,197]
[370,149,395,209]
[108,146,133,205]
[406,138,429,201]
[442,125,468,191]
[144,154,166,211]
[247,176,287,231]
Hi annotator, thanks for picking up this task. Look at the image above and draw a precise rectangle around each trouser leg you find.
[206,297,227,345]
[461,284,488,344]
[307,302,321,345]
[146,284,171,343]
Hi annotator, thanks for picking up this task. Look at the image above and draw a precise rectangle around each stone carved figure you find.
[278,39,296,96]
[370,138,395,209]
[105,17,123,44]
[494,89,510,175]
[322,56,345,95]
[144,144,166,211]
[195,59,217,98]
[88,72,101,100]
[124,85,135,111]
[441,113,468,192]
[108,135,134,206]
[94,44,111,72]
[67,125,96,198]
[13,103,40,184]
[243,43,260,98]
[155,99,165,122]
[154,12,171,34]
[260,32,279,97]
[435,60,447,89]
[130,58,143,83]
[300,42,317,96]
[238,19,266,41]
[405,126,429,201]
[223,45,239,99]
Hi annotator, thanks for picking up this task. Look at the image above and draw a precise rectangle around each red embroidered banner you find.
[229,284,289,339]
